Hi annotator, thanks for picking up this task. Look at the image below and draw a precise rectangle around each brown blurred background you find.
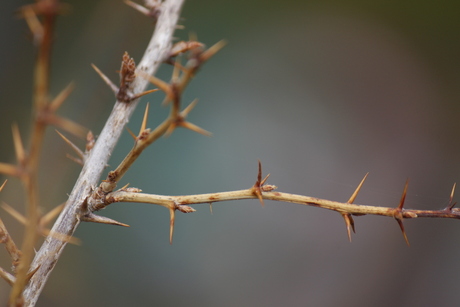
[2,0,460,306]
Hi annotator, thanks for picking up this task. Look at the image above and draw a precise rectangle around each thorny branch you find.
[2,0,460,306]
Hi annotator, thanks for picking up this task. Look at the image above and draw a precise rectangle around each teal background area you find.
[2,0,460,306]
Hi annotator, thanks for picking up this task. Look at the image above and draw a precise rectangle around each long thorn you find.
[49,82,75,111]
[140,103,150,134]
[447,183,457,210]
[398,179,409,210]
[55,130,84,159]
[0,180,6,192]
[395,217,410,246]
[169,208,175,244]
[341,213,355,242]
[12,124,26,164]
[91,63,119,94]
[348,173,369,203]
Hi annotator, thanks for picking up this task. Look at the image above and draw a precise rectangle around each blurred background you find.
[2,0,460,306]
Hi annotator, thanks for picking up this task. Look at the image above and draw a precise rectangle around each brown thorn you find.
[140,102,150,135]
[2,203,27,225]
[0,163,21,177]
[12,124,26,165]
[120,182,131,190]
[0,180,6,192]
[257,160,262,183]
[169,208,175,244]
[199,40,227,62]
[447,183,457,210]
[124,0,151,16]
[49,82,75,112]
[347,172,369,204]
[395,217,410,246]
[80,213,130,227]
[0,266,15,286]
[126,127,137,140]
[261,173,271,186]
[180,121,212,136]
[181,98,198,116]
[398,179,409,210]
[55,130,84,159]
[129,88,159,102]
[21,5,44,44]
[91,63,119,94]
[138,71,173,99]
[41,203,65,227]
[51,114,88,138]
[65,154,83,166]
[341,213,355,242]
[172,58,182,84]
[252,160,265,206]
[209,203,213,214]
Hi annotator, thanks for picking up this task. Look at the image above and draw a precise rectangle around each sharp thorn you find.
[395,217,410,246]
[199,40,227,62]
[81,213,130,227]
[51,115,88,138]
[341,213,355,242]
[49,82,75,111]
[11,123,26,164]
[0,180,6,192]
[126,127,137,140]
[181,98,198,116]
[180,121,212,136]
[447,183,457,210]
[261,173,271,185]
[65,154,84,166]
[255,189,264,207]
[0,266,15,286]
[2,202,27,225]
[169,208,175,244]
[55,130,84,159]
[257,160,262,183]
[91,63,119,94]
[398,179,409,210]
[347,172,369,204]
[140,102,150,134]
[209,203,213,214]
[124,0,151,16]
[129,88,159,101]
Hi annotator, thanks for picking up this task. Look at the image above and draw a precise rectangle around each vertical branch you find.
[9,2,59,305]
[22,1,185,305]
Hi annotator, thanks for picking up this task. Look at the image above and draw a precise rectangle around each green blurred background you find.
[2,0,460,306]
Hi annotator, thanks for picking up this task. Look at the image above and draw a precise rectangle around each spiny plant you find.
[1,0,459,306]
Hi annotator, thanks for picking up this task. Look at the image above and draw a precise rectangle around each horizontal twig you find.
[107,189,460,220]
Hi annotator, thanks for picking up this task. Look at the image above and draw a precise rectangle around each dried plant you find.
[1,0,459,306]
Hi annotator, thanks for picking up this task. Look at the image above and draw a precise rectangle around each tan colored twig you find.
[102,163,459,244]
